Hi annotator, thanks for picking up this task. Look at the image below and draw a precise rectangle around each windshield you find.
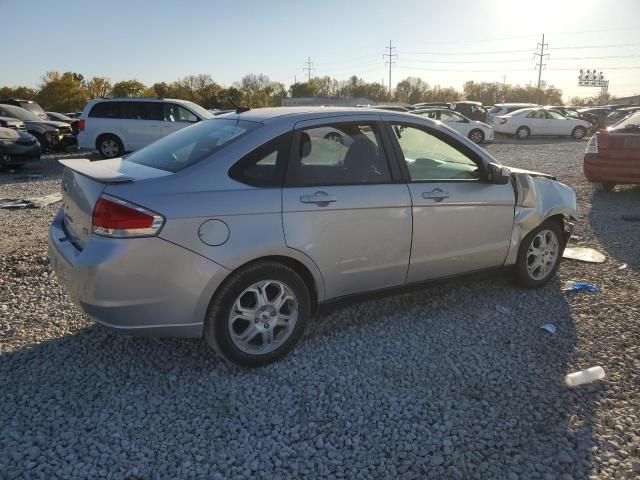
[0,104,41,121]
[612,112,640,129]
[20,102,46,116]
[48,112,72,121]
[125,118,259,173]
[183,101,214,120]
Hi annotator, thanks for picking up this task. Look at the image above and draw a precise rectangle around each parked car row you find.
[0,99,77,154]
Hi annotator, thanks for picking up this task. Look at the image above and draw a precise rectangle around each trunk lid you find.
[598,129,640,159]
[58,158,171,249]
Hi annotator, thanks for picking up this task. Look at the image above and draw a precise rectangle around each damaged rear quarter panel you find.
[504,172,578,265]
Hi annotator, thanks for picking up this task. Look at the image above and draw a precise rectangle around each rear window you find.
[125,118,259,173]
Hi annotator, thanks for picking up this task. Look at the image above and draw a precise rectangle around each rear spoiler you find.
[58,159,134,183]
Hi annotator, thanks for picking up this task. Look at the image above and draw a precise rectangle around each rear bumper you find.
[584,154,640,184]
[48,209,230,337]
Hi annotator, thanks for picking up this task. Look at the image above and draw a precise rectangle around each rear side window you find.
[121,102,163,121]
[89,102,122,118]
[229,133,291,187]
[125,118,259,173]
[287,122,392,186]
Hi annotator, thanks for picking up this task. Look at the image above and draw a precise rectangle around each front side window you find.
[125,118,259,173]
[164,103,197,122]
[390,124,480,181]
[287,122,391,186]
[546,111,566,120]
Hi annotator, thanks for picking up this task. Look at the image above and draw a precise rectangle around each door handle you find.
[422,188,450,202]
[300,191,336,205]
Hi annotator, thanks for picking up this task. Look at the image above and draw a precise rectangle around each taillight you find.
[500,118,508,125]
[585,134,598,154]
[78,119,85,132]
[92,195,164,238]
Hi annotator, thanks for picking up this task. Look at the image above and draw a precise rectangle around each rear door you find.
[384,120,515,282]
[282,116,412,299]
[121,102,164,150]
[162,103,199,137]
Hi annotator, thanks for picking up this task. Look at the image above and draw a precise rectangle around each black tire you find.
[514,220,564,288]
[468,129,485,144]
[515,126,530,140]
[571,126,586,140]
[204,261,311,368]
[595,181,616,192]
[96,134,124,159]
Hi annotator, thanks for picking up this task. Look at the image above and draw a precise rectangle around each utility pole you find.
[534,34,549,104]
[383,40,397,97]
[303,57,315,82]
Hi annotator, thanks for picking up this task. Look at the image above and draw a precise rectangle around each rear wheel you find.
[514,220,564,288]
[515,126,530,140]
[571,126,586,140]
[468,129,485,144]
[204,261,311,367]
[96,134,124,159]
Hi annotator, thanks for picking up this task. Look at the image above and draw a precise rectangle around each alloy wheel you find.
[228,280,298,355]
[101,139,119,157]
[526,229,559,281]
[469,130,484,143]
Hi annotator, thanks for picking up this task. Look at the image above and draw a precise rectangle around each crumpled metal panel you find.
[504,172,578,265]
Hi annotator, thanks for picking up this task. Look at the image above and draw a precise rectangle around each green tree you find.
[0,86,38,100]
[112,80,147,97]
[37,71,88,111]
[394,77,430,104]
[85,76,112,99]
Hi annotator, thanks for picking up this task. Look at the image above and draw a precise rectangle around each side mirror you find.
[486,163,511,185]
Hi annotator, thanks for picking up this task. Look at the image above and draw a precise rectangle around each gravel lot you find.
[1,139,639,479]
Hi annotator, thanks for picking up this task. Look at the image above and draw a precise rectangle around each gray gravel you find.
[1,139,639,479]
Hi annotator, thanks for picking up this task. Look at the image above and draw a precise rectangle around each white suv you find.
[77,98,213,158]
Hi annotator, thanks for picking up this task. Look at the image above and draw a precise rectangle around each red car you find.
[584,111,640,191]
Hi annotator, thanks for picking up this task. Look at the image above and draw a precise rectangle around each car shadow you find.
[493,135,589,146]
[588,184,640,269]
[0,271,599,478]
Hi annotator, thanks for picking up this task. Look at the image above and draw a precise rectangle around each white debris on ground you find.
[1,141,639,479]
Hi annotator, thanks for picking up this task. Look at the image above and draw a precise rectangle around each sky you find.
[3,0,640,101]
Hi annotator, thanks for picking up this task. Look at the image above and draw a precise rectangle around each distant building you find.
[281,97,374,107]
[615,94,640,105]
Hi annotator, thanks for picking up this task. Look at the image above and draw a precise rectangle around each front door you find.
[282,118,412,300]
[386,122,515,283]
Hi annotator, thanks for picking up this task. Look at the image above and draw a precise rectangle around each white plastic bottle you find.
[565,366,606,387]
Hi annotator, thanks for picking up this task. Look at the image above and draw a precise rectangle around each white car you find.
[493,107,592,140]
[77,98,213,158]
[486,103,538,124]
[412,108,494,144]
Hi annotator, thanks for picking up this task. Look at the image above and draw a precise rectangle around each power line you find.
[550,41,640,50]
[303,57,315,82]
[534,34,549,103]
[398,48,533,56]
[395,65,640,73]
[383,40,397,96]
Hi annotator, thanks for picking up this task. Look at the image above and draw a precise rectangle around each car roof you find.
[88,97,195,104]
[219,106,389,123]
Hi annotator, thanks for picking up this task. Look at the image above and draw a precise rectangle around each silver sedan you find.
[49,107,577,367]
